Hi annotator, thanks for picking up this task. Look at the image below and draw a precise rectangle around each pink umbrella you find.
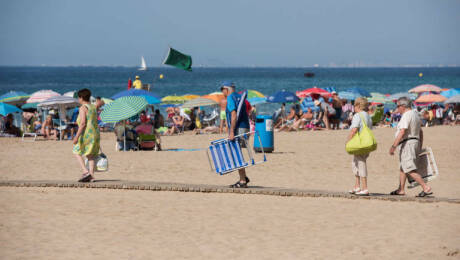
[415,94,447,103]
[408,84,442,93]
[26,90,61,103]
[296,87,331,98]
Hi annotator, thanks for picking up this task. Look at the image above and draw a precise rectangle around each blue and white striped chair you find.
[207,132,266,175]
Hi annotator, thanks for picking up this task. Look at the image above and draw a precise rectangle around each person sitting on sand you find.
[288,108,313,131]
[41,115,58,140]
[389,97,432,197]
[3,114,21,137]
[167,111,184,135]
[135,114,162,150]
[276,106,297,131]
[347,97,373,196]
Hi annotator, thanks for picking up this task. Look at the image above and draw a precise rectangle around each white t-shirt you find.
[395,109,421,139]
[350,111,373,132]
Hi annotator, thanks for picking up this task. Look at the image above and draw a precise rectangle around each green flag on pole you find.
[163,47,192,71]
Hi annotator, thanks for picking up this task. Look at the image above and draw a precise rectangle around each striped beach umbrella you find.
[444,95,460,104]
[202,92,225,103]
[0,91,30,104]
[415,94,447,103]
[111,89,161,104]
[368,92,389,104]
[239,90,265,99]
[409,84,442,93]
[27,90,60,103]
[296,87,331,98]
[100,96,148,123]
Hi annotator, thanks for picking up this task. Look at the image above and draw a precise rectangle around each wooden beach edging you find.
[0,180,459,204]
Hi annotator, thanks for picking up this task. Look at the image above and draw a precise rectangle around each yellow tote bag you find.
[346,114,377,155]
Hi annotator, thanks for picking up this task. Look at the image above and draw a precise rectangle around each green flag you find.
[163,47,192,71]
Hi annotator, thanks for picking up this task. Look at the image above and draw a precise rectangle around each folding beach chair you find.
[408,147,439,189]
[207,132,266,175]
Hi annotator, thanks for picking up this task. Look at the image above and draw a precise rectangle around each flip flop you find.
[416,191,433,197]
[229,181,248,188]
[390,189,405,196]
[78,173,92,182]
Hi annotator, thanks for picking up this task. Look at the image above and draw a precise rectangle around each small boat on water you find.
[138,56,147,71]
[304,72,315,78]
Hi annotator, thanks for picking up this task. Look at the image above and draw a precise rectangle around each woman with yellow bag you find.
[346,97,375,196]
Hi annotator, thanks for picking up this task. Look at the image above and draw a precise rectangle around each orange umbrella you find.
[415,94,447,103]
[409,84,442,93]
[202,92,225,103]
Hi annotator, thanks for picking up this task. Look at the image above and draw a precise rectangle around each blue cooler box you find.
[254,115,274,153]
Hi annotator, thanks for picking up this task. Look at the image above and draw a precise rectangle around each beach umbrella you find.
[0,102,22,116]
[387,92,417,101]
[300,96,318,112]
[0,91,30,105]
[38,96,80,108]
[444,95,460,104]
[21,102,38,110]
[181,97,218,108]
[415,94,447,103]
[247,97,267,105]
[345,87,371,97]
[161,95,187,104]
[441,88,460,98]
[338,91,361,100]
[323,87,337,93]
[101,96,148,151]
[409,84,442,93]
[296,87,331,98]
[266,90,299,103]
[202,92,225,103]
[101,98,113,104]
[26,90,60,103]
[63,91,77,98]
[182,94,200,100]
[111,89,161,104]
[239,90,265,99]
[101,96,148,123]
[368,92,389,104]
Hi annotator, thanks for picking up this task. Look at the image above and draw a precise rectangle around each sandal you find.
[78,173,92,182]
[229,181,248,188]
[356,190,369,196]
[390,189,405,196]
[348,188,361,194]
[416,191,433,197]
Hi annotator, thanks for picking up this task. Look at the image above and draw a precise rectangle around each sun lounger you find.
[22,132,45,142]
[207,132,266,175]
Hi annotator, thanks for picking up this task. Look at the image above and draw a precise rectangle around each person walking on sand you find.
[221,81,251,188]
[347,97,373,196]
[389,97,432,197]
[73,88,100,183]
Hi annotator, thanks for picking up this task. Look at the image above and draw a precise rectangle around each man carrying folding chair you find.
[221,81,251,188]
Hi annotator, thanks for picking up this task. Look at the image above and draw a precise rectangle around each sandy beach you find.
[1,126,459,259]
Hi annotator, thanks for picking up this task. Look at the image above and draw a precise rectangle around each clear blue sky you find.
[1,0,459,67]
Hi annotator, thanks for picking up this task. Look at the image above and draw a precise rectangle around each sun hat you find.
[314,100,321,106]
[331,91,337,94]
[135,75,140,79]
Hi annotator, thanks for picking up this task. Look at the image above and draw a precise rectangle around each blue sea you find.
[1,67,459,98]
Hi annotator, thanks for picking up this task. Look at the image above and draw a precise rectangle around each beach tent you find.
[267,90,299,103]
[101,96,148,151]
[441,88,460,98]
[444,95,460,104]
[38,96,80,140]
[409,84,442,94]
[27,90,60,103]
[181,97,218,108]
